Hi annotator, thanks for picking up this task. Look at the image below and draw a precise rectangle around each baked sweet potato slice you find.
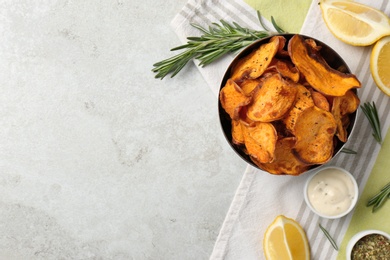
[272,35,289,57]
[283,83,314,134]
[274,59,300,83]
[274,35,287,53]
[256,137,310,175]
[332,90,360,116]
[247,74,297,122]
[231,36,281,82]
[231,120,245,145]
[310,89,330,111]
[331,90,360,142]
[305,38,322,52]
[237,106,256,126]
[239,78,261,96]
[340,114,351,141]
[242,122,277,163]
[288,34,361,96]
[220,79,251,120]
[292,106,337,164]
[334,118,348,143]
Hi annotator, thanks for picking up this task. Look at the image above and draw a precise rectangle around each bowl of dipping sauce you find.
[303,166,358,219]
[346,230,390,260]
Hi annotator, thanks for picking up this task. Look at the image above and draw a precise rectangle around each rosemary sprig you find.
[360,101,382,144]
[367,181,390,213]
[319,223,339,251]
[152,11,284,79]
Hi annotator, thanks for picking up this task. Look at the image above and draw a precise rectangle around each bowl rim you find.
[346,229,390,260]
[218,33,359,175]
[303,165,359,219]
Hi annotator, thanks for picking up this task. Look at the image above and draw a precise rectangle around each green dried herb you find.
[361,101,382,144]
[152,11,284,79]
[319,223,338,251]
[367,181,390,213]
[351,234,390,259]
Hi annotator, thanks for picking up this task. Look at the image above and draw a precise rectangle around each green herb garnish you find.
[319,223,339,251]
[341,148,357,154]
[152,11,284,79]
[367,181,390,213]
[360,101,382,144]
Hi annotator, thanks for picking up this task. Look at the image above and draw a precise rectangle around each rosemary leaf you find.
[341,148,357,154]
[257,11,270,31]
[381,182,390,191]
[367,192,383,207]
[271,16,285,33]
[152,11,284,79]
[372,189,390,213]
[319,224,339,251]
[367,181,390,213]
[361,102,382,144]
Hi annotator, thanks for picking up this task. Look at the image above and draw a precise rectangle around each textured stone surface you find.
[0,0,246,259]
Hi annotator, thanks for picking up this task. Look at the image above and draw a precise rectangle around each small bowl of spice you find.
[304,166,358,219]
[347,230,390,260]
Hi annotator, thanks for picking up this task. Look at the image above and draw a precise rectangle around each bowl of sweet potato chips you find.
[219,34,361,175]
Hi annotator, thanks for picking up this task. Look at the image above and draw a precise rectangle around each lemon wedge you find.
[371,35,390,96]
[263,215,310,260]
[319,0,390,46]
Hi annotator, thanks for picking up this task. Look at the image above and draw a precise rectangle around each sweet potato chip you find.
[331,90,360,142]
[274,59,300,83]
[310,89,330,111]
[231,120,245,145]
[256,137,310,175]
[239,78,261,96]
[247,74,297,122]
[338,115,351,142]
[220,79,251,120]
[237,106,256,126]
[334,118,348,143]
[332,90,360,116]
[342,114,350,127]
[274,35,287,53]
[288,34,361,96]
[274,35,289,58]
[231,36,280,82]
[305,38,322,52]
[292,106,337,164]
[283,83,314,134]
[242,122,277,163]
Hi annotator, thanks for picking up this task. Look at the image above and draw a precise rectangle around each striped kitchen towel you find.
[171,0,390,259]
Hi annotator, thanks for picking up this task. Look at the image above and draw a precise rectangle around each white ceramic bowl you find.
[303,166,358,219]
[346,229,390,260]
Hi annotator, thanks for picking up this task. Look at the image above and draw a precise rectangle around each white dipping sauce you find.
[307,168,356,216]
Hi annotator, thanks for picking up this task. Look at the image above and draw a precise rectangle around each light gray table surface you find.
[0,0,247,259]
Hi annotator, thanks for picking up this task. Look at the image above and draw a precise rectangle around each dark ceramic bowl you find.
[218,34,358,175]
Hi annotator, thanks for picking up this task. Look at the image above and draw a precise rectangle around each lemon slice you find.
[371,35,390,96]
[319,0,390,46]
[263,215,310,260]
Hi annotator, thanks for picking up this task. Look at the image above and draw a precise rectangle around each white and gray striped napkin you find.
[172,0,390,259]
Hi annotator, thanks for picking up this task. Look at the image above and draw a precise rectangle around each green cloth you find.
[337,128,390,259]
[244,0,312,33]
